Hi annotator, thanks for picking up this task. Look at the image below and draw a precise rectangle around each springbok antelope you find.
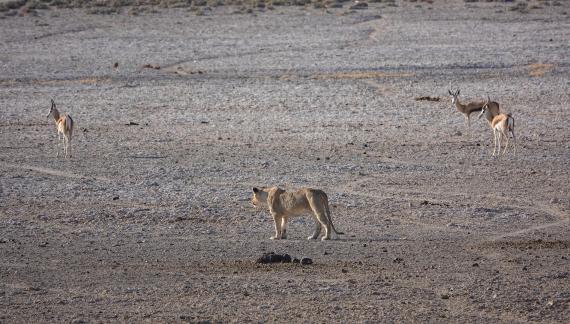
[479,96,516,156]
[47,99,74,158]
[448,88,500,127]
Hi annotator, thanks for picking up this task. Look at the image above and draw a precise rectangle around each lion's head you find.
[251,187,268,208]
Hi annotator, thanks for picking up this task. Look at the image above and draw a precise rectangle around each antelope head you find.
[479,95,491,119]
[47,99,56,118]
[448,88,460,106]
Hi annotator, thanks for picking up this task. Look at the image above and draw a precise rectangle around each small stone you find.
[441,293,449,299]
[113,196,119,200]
[341,268,348,273]
[472,263,479,267]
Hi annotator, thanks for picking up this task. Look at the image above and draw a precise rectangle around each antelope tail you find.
[66,115,74,136]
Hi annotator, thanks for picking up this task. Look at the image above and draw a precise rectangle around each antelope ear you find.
[252,187,259,193]
[448,89,452,95]
[457,89,460,95]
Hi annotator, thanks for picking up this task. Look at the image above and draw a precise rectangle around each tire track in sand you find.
[0,161,112,182]
[334,176,569,241]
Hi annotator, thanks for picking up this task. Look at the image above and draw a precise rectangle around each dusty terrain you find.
[1,1,569,322]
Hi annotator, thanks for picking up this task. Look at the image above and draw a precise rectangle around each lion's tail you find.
[325,196,344,235]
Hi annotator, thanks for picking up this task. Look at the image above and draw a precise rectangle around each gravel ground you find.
[1,1,569,322]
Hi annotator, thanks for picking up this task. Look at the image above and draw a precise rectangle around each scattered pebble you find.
[415,96,440,102]
[142,63,160,70]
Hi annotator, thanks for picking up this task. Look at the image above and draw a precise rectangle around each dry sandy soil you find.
[1,0,569,322]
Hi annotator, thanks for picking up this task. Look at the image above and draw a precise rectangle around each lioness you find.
[251,186,344,241]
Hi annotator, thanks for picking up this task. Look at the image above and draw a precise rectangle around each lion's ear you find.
[253,187,259,193]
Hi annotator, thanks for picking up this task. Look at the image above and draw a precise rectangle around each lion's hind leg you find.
[308,220,321,240]
[307,195,332,241]
[318,215,332,241]
[308,198,332,241]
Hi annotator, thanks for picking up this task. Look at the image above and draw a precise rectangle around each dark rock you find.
[256,252,292,264]
[300,257,313,265]
[350,1,368,10]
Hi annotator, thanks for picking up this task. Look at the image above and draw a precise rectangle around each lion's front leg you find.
[280,216,288,239]
[270,212,283,240]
